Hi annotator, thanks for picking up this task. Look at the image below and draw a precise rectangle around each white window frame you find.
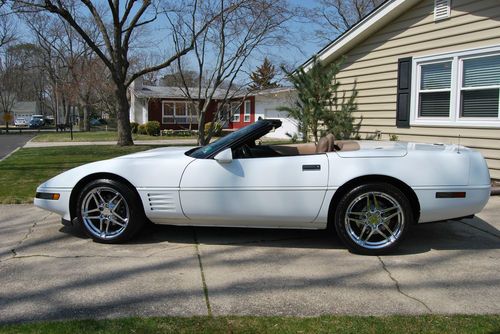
[231,102,241,122]
[162,101,197,124]
[410,45,500,128]
[244,100,251,122]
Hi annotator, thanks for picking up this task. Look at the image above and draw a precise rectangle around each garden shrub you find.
[137,124,147,135]
[130,122,139,134]
[145,121,160,136]
[204,121,223,136]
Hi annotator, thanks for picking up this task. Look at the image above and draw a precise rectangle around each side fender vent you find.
[147,193,176,212]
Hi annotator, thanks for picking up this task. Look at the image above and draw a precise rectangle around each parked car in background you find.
[14,118,28,127]
[33,120,491,255]
[90,118,107,126]
[31,115,45,125]
[29,118,44,129]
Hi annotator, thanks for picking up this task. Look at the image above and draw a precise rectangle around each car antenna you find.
[457,134,461,154]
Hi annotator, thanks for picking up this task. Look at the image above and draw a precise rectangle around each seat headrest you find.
[316,133,335,153]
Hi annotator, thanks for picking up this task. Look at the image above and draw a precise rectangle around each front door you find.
[179,154,329,227]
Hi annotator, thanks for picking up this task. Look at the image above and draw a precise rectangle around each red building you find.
[129,80,255,131]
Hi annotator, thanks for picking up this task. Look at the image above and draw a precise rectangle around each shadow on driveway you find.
[59,215,500,255]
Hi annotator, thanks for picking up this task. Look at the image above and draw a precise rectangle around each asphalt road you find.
[0,197,499,324]
[0,134,36,160]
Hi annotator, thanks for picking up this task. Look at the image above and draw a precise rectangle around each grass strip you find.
[0,146,157,204]
[0,315,498,334]
[32,132,196,142]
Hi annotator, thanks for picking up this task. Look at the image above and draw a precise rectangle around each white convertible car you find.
[34,120,491,254]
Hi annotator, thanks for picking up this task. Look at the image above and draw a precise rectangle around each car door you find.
[179,154,329,227]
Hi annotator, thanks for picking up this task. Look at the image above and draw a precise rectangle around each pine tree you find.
[249,58,280,90]
[279,55,358,143]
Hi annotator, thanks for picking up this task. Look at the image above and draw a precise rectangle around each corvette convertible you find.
[34,119,491,254]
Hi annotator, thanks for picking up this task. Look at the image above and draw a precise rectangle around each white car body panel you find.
[179,155,328,226]
[34,135,490,229]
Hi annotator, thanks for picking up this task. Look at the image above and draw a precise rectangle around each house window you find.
[219,102,242,122]
[418,61,452,118]
[412,46,500,127]
[162,101,197,124]
[244,100,251,122]
[162,103,174,124]
[231,102,240,122]
[461,55,500,118]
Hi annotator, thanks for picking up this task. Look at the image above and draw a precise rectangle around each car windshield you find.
[188,121,271,159]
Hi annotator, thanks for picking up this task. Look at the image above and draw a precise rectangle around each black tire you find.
[334,182,413,255]
[76,179,145,244]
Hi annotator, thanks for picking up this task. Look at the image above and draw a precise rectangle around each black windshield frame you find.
[187,119,282,159]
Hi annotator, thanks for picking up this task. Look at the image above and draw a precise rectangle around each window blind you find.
[463,55,500,87]
[419,92,450,117]
[421,62,451,90]
[461,89,499,117]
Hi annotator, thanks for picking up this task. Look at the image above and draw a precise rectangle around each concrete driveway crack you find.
[11,212,52,253]
[377,256,432,313]
[193,229,212,317]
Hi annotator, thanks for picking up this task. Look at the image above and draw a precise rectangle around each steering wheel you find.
[240,144,253,158]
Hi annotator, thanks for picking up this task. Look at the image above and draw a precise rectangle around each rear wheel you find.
[334,183,413,255]
[76,179,144,243]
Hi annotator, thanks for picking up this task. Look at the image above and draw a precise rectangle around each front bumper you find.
[33,187,72,221]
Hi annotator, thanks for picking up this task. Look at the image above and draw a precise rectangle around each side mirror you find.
[214,148,233,163]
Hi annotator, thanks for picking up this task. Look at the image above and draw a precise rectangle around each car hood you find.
[115,146,196,159]
[37,146,196,190]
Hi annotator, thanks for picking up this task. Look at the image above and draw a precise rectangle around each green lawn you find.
[0,315,498,333]
[32,131,196,142]
[0,146,156,204]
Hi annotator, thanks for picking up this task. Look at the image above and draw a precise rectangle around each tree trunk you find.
[78,105,84,131]
[197,110,206,146]
[115,85,133,146]
[83,105,90,132]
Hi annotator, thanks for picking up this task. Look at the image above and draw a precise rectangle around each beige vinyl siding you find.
[334,0,500,179]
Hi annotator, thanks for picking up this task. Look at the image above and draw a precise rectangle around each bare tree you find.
[0,44,33,130]
[0,6,16,49]
[307,0,384,42]
[11,0,236,145]
[171,0,292,145]
[24,12,89,129]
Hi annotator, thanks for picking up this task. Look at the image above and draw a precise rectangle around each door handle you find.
[302,164,321,171]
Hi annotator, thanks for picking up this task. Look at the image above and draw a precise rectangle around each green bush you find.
[204,121,222,136]
[137,124,147,135]
[145,121,160,136]
[130,122,139,134]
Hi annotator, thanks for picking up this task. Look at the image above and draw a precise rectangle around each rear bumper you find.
[415,185,491,223]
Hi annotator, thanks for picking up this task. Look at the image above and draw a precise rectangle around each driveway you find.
[0,197,499,324]
[0,134,36,160]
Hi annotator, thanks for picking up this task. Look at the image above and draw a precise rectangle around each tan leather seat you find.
[316,133,335,153]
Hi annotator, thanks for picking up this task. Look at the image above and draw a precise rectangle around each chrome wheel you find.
[344,191,404,250]
[81,186,130,240]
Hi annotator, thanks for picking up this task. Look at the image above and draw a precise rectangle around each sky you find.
[8,0,334,85]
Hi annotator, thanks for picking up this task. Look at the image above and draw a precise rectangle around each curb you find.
[0,147,20,162]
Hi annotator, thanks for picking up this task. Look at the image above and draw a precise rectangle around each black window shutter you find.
[396,57,412,128]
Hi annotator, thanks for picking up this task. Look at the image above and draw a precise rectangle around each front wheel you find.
[334,183,413,255]
[76,179,145,243]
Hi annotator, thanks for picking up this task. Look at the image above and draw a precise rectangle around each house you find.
[129,79,298,139]
[0,101,41,125]
[304,0,500,179]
